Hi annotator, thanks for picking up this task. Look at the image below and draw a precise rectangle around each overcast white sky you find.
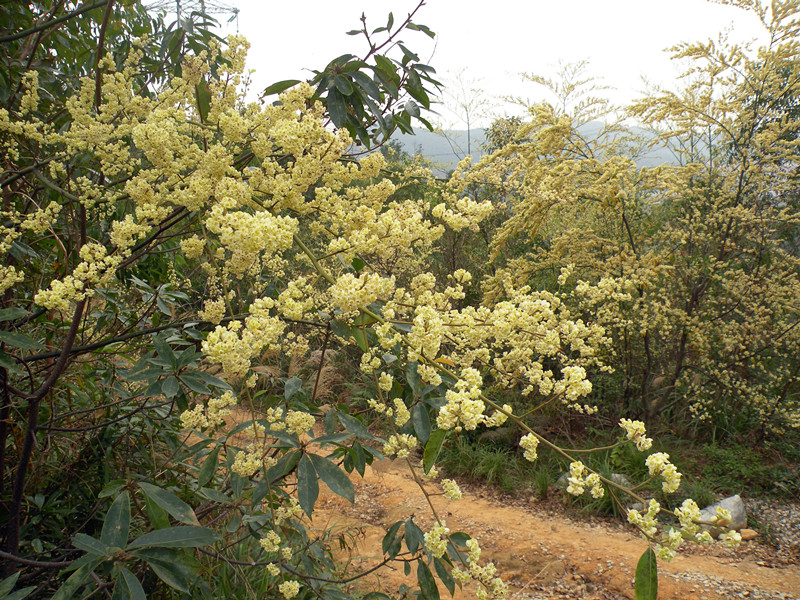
[214,0,768,127]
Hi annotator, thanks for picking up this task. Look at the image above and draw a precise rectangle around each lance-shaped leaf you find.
[139,482,199,525]
[634,547,658,600]
[129,526,221,549]
[308,453,354,503]
[297,454,319,517]
[101,492,130,549]
[112,566,146,600]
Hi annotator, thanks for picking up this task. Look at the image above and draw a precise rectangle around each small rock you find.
[699,494,748,537]
[608,473,633,488]
[739,528,758,541]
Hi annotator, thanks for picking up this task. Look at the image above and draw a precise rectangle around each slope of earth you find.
[312,458,800,600]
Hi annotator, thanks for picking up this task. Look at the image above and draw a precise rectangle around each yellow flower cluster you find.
[619,418,653,451]
[278,580,300,599]
[35,243,124,311]
[180,390,238,430]
[392,398,411,426]
[441,478,462,500]
[451,538,508,600]
[383,433,418,459]
[205,204,298,276]
[644,452,681,493]
[564,461,604,498]
[20,201,60,234]
[431,197,493,232]
[198,298,226,325]
[259,530,281,553]
[423,522,449,558]
[0,266,24,295]
[285,410,315,436]
[202,298,284,380]
[519,433,540,462]
[329,272,395,313]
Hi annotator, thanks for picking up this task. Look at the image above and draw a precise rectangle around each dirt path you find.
[312,458,800,600]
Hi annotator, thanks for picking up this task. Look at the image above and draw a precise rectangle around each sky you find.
[211,0,770,127]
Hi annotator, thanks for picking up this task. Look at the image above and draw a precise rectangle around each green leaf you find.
[197,486,231,504]
[267,449,302,483]
[0,573,21,597]
[0,308,28,322]
[144,493,170,530]
[404,517,423,554]
[351,256,365,272]
[262,79,301,96]
[312,433,351,445]
[423,430,445,475]
[448,532,471,547]
[407,80,431,110]
[139,482,198,525]
[0,331,43,350]
[134,548,199,593]
[0,351,16,370]
[52,559,102,600]
[161,376,180,398]
[324,407,338,435]
[351,71,381,100]
[407,22,436,38]
[99,479,126,499]
[129,526,221,548]
[327,87,348,128]
[337,411,374,439]
[634,547,658,600]
[399,43,420,63]
[0,573,34,600]
[2,585,35,600]
[111,567,146,600]
[334,75,354,95]
[404,99,420,118]
[297,454,319,517]
[179,371,211,395]
[330,319,352,341]
[417,560,440,600]
[151,334,176,367]
[101,492,130,549]
[195,79,211,123]
[193,370,231,390]
[434,557,456,596]
[284,376,303,400]
[406,361,421,395]
[382,520,403,558]
[412,403,431,444]
[372,67,399,99]
[374,55,397,82]
[197,447,220,487]
[308,453,354,503]
[350,441,368,476]
[352,326,369,352]
[72,533,109,556]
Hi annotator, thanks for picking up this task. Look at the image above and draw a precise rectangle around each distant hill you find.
[390,129,486,176]
[390,123,676,175]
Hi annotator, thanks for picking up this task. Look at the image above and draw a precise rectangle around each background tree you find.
[467,1,800,437]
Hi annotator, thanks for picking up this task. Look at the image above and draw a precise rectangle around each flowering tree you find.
[0,2,743,599]
[470,1,800,436]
